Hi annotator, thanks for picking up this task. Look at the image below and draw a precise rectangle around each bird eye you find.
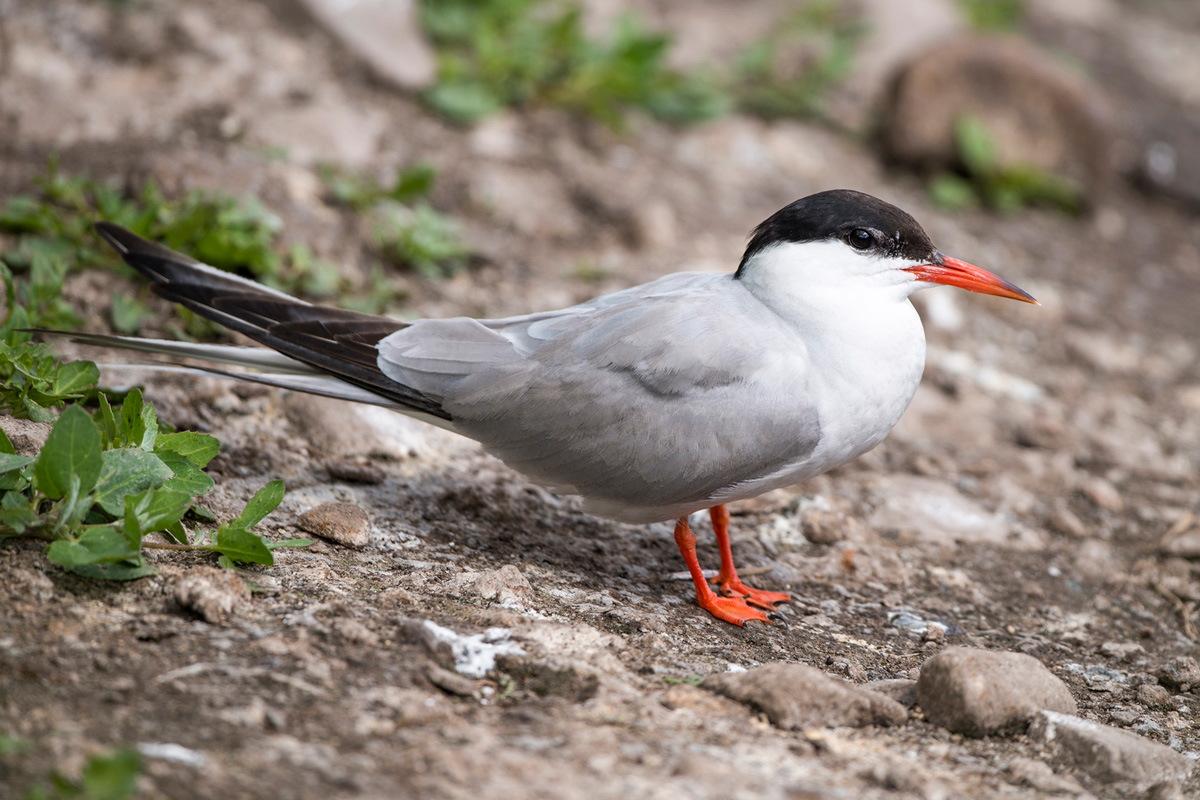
[847,229,873,250]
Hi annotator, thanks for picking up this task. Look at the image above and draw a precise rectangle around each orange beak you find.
[905,253,1038,305]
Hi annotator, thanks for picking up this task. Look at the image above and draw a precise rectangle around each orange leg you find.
[710,504,792,610]
[674,516,771,626]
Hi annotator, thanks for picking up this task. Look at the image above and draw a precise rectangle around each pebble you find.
[1083,477,1125,514]
[298,502,372,549]
[1028,710,1194,789]
[1050,505,1088,538]
[916,647,1077,736]
[325,458,387,485]
[473,565,534,608]
[173,567,251,624]
[1155,657,1200,692]
[702,664,907,730]
[426,664,480,698]
[1136,684,1174,710]
[863,679,918,708]
[1006,756,1086,795]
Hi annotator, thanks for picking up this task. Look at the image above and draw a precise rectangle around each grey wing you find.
[376,274,822,514]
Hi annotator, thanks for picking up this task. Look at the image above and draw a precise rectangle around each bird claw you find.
[713,577,793,611]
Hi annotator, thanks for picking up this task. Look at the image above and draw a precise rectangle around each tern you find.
[74,190,1036,626]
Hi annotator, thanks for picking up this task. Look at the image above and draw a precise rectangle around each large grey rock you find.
[882,35,1116,197]
[1029,710,1194,789]
[0,415,51,456]
[916,647,1077,736]
[702,663,907,730]
[296,0,436,91]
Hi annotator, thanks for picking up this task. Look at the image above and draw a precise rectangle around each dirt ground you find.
[3,1,1200,798]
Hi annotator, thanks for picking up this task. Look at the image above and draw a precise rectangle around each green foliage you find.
[372,202,470,280]
[929,115,1083,214]
[957,0,1025,31]
[0,385,306,579]
[9,746,141,800]
[0,161,341,337]
[733,1,864,120]
[320,164,470,283]
[420,0,727,128]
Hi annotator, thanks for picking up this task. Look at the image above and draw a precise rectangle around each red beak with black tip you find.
[905,253,1038,305]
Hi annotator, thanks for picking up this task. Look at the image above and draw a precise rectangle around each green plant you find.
[320,164,470,282]
[0,162,343,337]
[928,115,1083,214]
[0,386,307,580]
[371,202,470,280]
[419,0,727,128]
[733,1,864,120]
[957,0,1025,31]
[3,744,141,800]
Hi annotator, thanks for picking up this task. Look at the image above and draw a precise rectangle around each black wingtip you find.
[93,221,136,255]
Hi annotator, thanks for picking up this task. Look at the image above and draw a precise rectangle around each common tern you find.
[76,189,1036,626]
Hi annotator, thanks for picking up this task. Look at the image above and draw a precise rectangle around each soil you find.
[3,1,1200,798]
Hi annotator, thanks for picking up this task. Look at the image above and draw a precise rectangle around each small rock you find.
[173,567,251,624]
[298,502,371,549]
[863,679,918,708]
[1160,530,1200,559]
[1098,641,1145,662]
[296,0,436,91]
[1028,710,1194,789]
[331,617,379,646]
[473,565,534,607]
[916,647,1077,736]
[1006,756,1086,795]
[1136,684,1174,710]
[325,458,386,485]
[702,664,907,730]
[1155,657,1200,693]
[1050,504,1088,538]
[883,35,1115,197]
[1083,477,1125,513]
[426,664,479,698]
[0,415,51,456]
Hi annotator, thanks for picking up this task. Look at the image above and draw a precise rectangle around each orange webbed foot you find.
[714,576,793,611]
[698,593,774,627]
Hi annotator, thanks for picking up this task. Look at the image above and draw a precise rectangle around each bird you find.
[73,189,1036,627]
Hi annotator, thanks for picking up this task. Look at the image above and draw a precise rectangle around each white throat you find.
[738,240,929,468]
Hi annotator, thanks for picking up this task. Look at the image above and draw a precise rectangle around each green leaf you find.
[156,449,215,497]
[69,560,159,581]
[95,393,118,448]
[237,479,285,529]
[34,405,103,499]
[139,402,158,451]
[0,452,34,474]
[80,748,142,800]
[163,519,188,545]
[110,294,151,334]
[955,115,997,176]
[123,488,192,536]
[47,526,138,567]
[119,388,146,448]
[213,523,274,566]
[928,173,980,211]
[155,430,220,467]
[46,359,99,398]
[266,537,313,550]
[0,426,15,455]
[93,448,174,515]
[424,81,502,124]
